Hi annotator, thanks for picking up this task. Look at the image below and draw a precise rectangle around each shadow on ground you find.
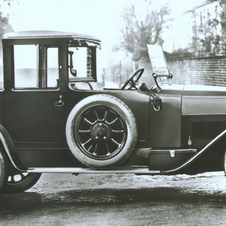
[1,186,226,216]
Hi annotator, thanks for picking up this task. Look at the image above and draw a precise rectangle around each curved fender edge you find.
[161,129,226,174]
[0,124,26,171]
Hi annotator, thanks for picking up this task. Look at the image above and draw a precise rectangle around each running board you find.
[28,167,160,175]
[27,130,226,176]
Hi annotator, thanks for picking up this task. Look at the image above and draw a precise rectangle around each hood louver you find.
[192,120,226,140]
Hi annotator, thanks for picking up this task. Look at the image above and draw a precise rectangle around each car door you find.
[4,92,65,143]
[3,44,66,143]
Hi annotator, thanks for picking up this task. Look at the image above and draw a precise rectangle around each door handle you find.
[55,95,64,107]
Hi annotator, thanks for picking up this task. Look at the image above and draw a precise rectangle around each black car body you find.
[0,30,226,193]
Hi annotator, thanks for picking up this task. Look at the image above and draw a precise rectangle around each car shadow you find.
[1,186,226,216]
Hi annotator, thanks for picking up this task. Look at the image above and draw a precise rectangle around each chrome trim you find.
[28,167,160,175]
[162,129,226,174]
[0,132,23,171]
[170,150,176,158]
[55,95,64,107]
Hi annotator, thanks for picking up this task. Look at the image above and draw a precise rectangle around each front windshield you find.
[147,44,172,89]
[156,76,172,86]
[147,45,169,76]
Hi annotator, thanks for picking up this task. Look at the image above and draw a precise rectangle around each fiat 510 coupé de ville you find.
[0,30,226,193]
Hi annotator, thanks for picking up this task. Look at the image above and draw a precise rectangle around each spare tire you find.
[66,94,137,168]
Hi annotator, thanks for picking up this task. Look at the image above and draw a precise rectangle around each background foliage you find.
[115,1,170,61]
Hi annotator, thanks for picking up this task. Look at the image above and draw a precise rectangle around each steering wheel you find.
[121,68,144,90]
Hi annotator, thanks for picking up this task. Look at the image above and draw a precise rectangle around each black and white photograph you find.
[1,0,226,225]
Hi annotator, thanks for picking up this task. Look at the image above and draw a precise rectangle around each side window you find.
[14,45,59,89]
[68,47,93,80]
[0,62,3,89]
[47,48,59,88]
[14,45,38,88]
[0,44,3,88]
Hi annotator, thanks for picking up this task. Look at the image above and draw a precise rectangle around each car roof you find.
[3,30,101,43]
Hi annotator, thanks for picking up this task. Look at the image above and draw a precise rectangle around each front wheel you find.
[66,94,138,168]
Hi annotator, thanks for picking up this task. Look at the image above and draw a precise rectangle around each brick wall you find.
[167,56,226,87]
[139,56,226,87]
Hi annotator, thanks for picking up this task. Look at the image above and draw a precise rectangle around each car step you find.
[28,166,161,175]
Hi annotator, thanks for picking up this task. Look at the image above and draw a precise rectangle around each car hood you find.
[160,84,226,115]
[182,84,226,115]
[182,84,226,96]
[161,83,226,95]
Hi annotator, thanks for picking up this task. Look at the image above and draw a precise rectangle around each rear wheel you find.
[66,94,137,168]
[1,171,41,193]
[0,147,41,193]
[0,150,6,191]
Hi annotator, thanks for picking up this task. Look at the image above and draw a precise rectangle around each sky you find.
[5,0,207,42]
[1,0,208,64]
[7,0,130,44]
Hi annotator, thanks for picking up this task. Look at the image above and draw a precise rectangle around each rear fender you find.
[0,124,26,171]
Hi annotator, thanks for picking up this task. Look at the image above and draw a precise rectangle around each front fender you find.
[162,129,226,174]
[0,124,26,171]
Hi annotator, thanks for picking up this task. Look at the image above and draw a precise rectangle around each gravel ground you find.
[29,171,226,195]
[2,171,226,226]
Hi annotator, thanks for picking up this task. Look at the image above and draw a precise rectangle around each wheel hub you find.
[90,122,112,143]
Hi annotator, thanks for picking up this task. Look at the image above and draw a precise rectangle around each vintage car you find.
[0,30,226,193]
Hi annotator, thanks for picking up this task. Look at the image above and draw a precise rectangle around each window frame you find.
[13,44,60,90]
[67,45,97,83]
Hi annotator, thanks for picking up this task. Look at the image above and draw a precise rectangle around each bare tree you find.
[200,0,226,54]
[0,12,13,39]
[115,1,170,61]
[0,0,16,40]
